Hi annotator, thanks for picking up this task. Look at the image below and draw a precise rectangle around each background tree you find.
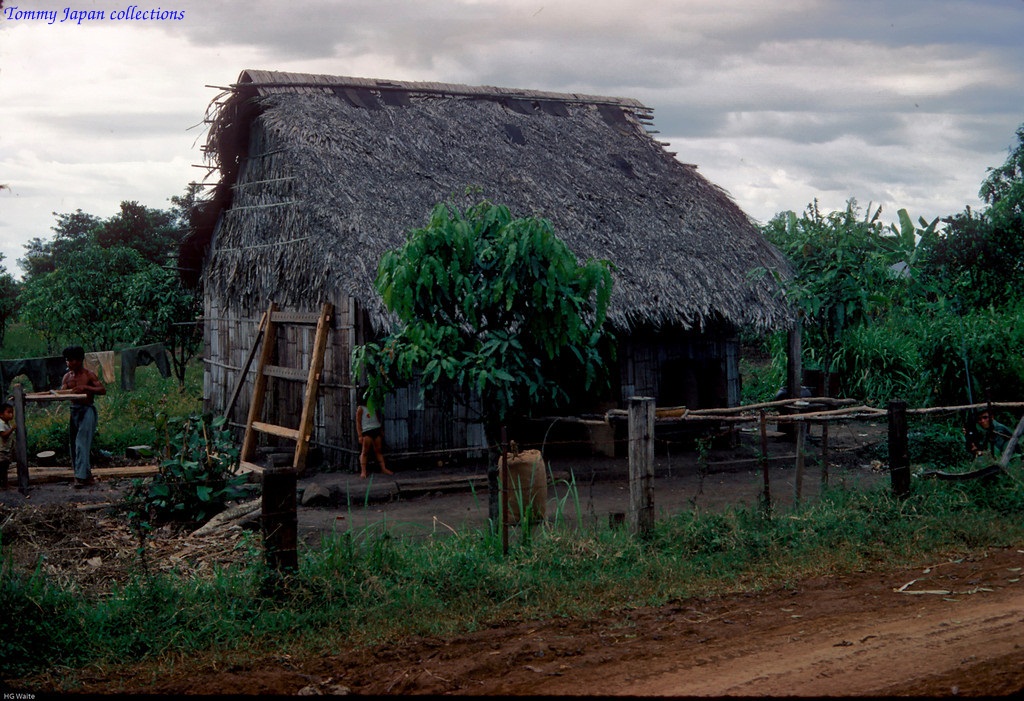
[980,123,1024,231]
[918,122,1024,310]
[18,209,103,282]
[15,186,202,363]
[96,201,184,265]
[0,255,20,348]
[353,200,614,526]
[18,246,148,351]
[761,199,906,392]
[124,265,203,388]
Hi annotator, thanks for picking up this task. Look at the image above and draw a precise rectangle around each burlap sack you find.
[503,448,547,525]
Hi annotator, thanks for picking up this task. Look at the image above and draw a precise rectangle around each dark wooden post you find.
[787,326,802,401]
[262,466,298,572]
[628,396,655,537]
[820,420,830,490]
[759,410,771,514]
[794,419,805,503]
[888,400,910,497]
[501,425,509,556]
[12,383,29,494]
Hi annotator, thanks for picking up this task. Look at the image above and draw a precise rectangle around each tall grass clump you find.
[0,560,89,678]
[739,330,786,404]
[916,302,1024,406]
[837,316,925,405]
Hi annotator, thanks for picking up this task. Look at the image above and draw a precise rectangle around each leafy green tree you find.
[916,207,1003,309]
[16,186,201,359]
[18,210,103,282]
[96,200,185,265]
[762,199,907,390]
[918,122,1024,310]
[124,265,203,389]
[0,256,19,348]
[353,200,614,525]
[980,123,1024,231]
[18,246,148,351]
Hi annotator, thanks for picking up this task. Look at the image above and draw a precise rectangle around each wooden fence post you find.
[262,466,298,573]
[794,420,805,503]
[820,420,830,490]
[787,326,802,402]
[888,400,910,497]
[12,383,29,493]
[501,425,509,556]
[628,396,655,537]
[759,409,771,514]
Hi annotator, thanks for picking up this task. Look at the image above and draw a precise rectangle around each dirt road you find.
[336,546,1024,697]
[20,544,1022,697]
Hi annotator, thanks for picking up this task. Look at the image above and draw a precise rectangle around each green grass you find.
[0,322,55,358]
[6,471,1024,686]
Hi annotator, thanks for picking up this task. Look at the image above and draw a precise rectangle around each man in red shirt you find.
[60,345,106,488]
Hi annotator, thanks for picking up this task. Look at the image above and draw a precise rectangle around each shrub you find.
[120,413,249,532]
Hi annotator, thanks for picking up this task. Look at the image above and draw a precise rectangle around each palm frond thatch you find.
[191,69,793,334]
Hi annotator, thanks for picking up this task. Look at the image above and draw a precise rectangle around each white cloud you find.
[0,0,1022,276]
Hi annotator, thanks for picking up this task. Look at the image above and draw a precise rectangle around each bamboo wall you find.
[203,294,488,470]
[619,330,738,409]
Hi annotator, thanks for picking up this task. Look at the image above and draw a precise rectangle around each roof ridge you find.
[237,69,650,110]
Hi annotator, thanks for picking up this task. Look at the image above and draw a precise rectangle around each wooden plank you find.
[241,302,279,463]
[294,302,333,473]
[238,460,265,475]
[262,364,308,381]
[224,309,269,419]
[270,311,322,325]
[24,392,89,402]
[6,464,160,485]
[252,421,301,440]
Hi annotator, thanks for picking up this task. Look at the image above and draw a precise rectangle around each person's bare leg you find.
[375,436,393,475]
[359,436,370,478]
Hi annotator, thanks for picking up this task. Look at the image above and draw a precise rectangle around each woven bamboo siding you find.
[203,295,488,469]
[619,331,739,409]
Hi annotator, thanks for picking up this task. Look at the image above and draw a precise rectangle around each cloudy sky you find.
[1,0,1022,277]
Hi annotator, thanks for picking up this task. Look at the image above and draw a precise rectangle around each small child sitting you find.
[0,402,15,490]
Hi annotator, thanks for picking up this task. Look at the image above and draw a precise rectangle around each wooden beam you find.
[270,311,323,325]
[225,309,269,420]
[262,365,309,381]
[628,396,655,537]
[5,464,160,485]
[241,302,279,463]
[293,302,333,473]
[252,421,301,441]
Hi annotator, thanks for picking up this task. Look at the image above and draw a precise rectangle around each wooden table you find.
[10,384,87,493]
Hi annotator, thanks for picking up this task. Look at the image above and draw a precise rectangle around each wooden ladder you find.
[239,301,333,476]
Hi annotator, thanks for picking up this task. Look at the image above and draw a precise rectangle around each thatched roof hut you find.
[189,69,793,465]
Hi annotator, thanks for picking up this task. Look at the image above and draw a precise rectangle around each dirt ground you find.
[4,421,1024,696]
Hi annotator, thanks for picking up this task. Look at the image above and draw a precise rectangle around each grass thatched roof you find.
[191,69,793,334]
